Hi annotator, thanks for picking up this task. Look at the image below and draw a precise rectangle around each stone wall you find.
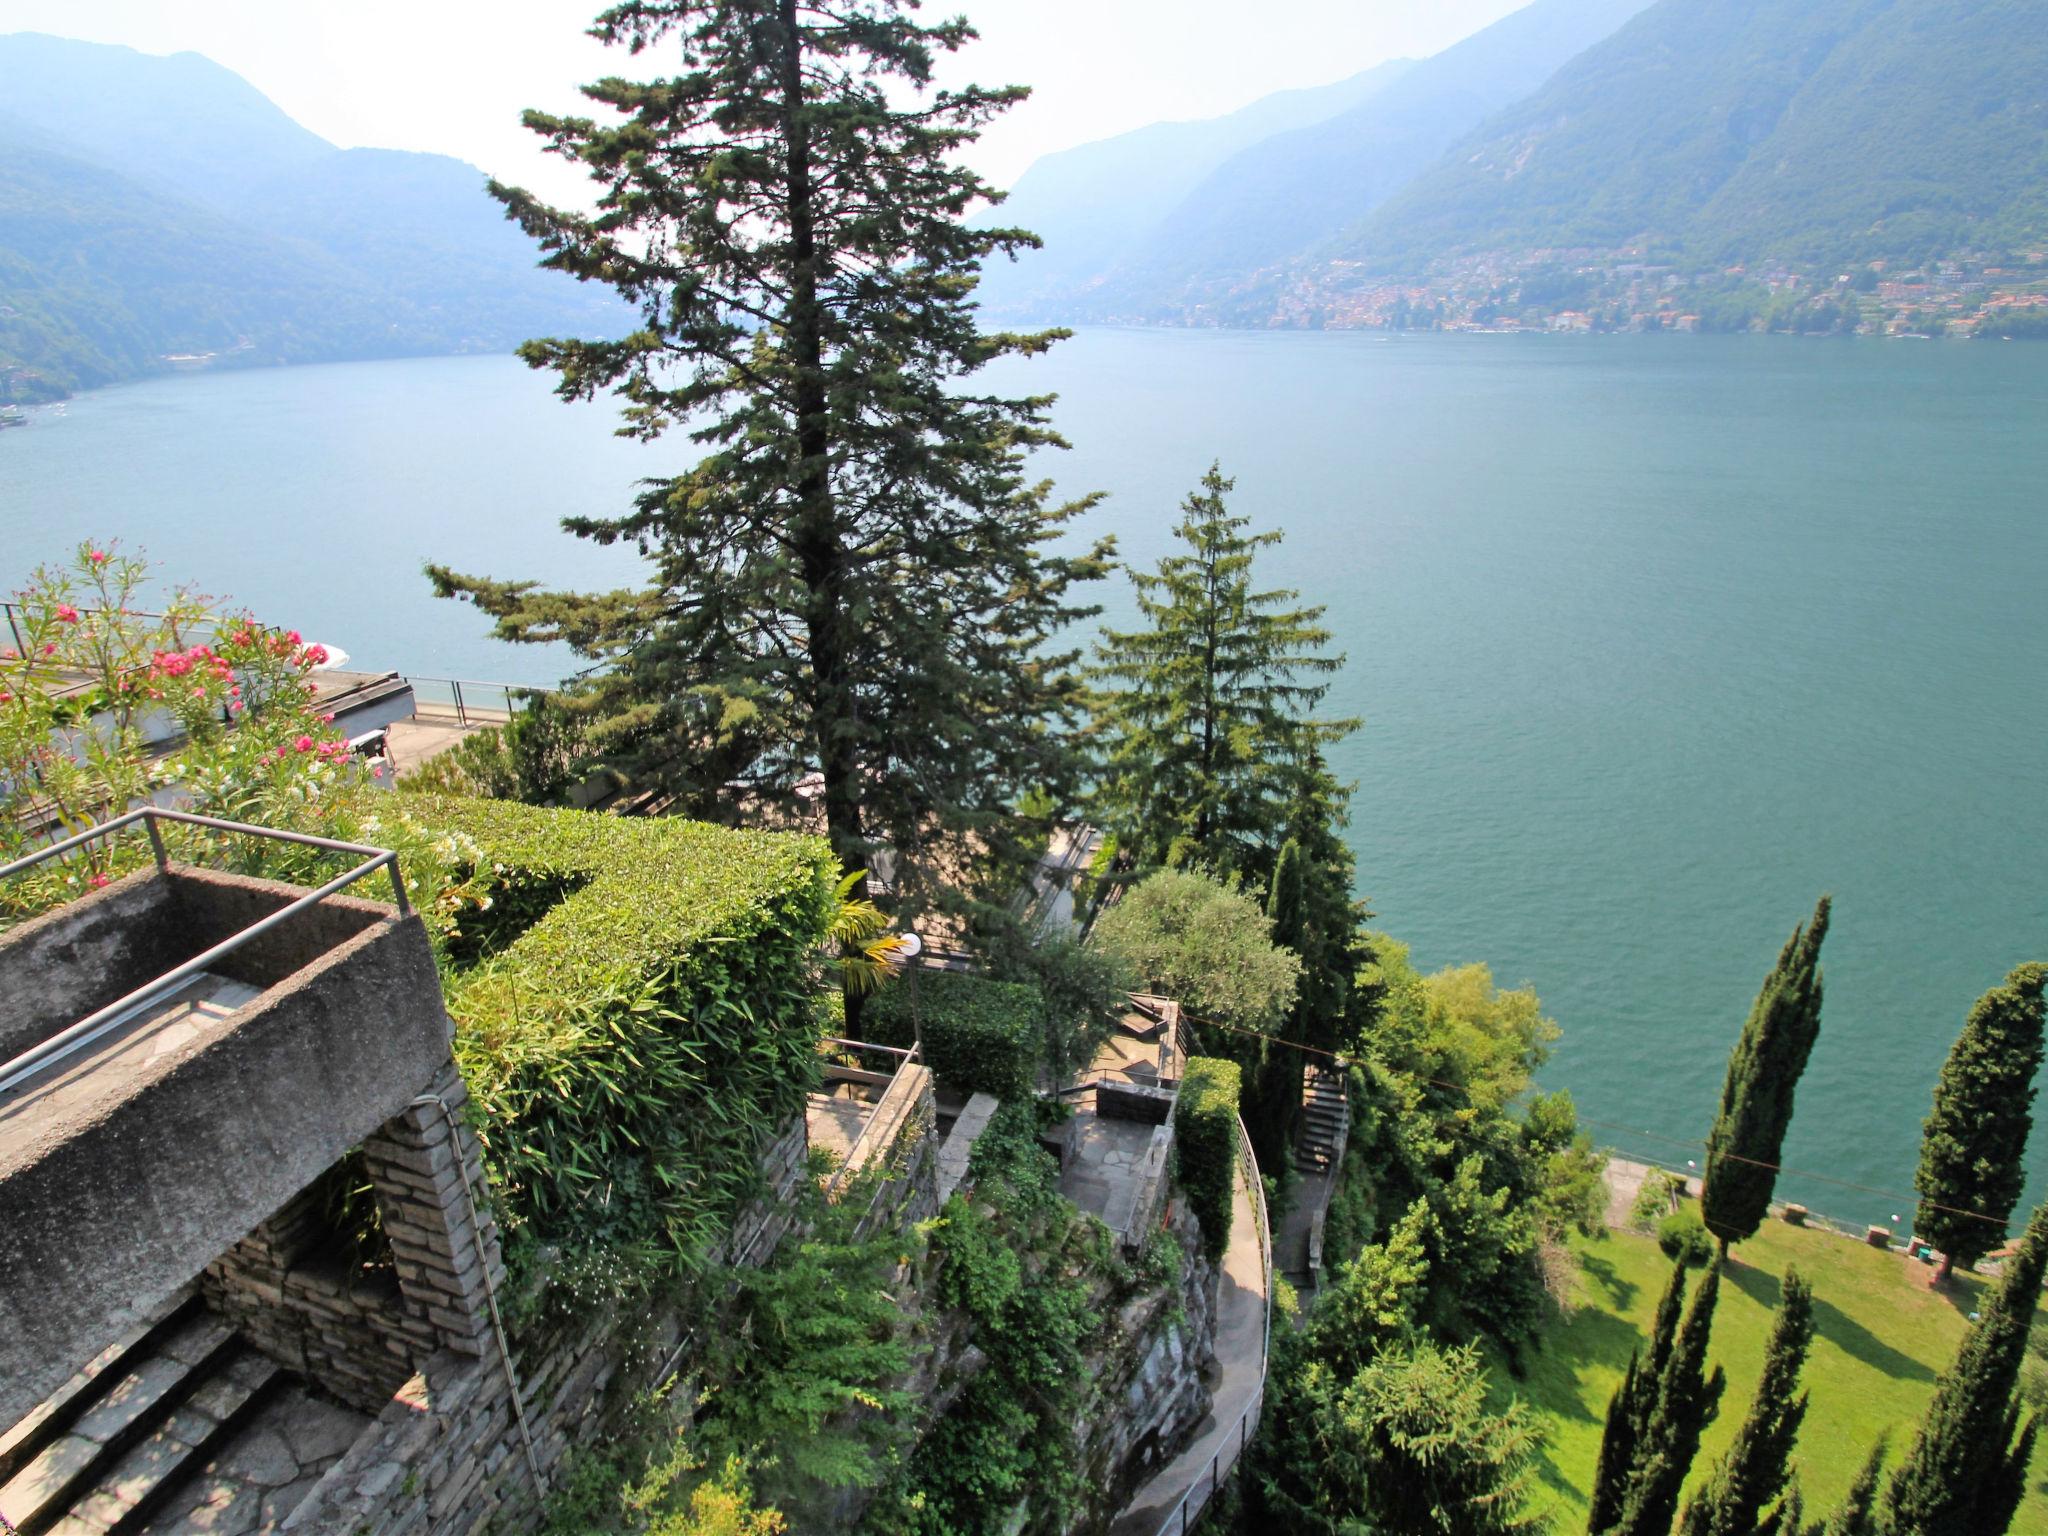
[281,1083,937,1535]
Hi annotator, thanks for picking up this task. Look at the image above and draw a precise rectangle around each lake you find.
[5,331,2046,1230]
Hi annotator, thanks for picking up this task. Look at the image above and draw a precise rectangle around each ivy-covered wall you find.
[403,796,839,1297]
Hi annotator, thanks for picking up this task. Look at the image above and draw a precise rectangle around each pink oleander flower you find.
[41,643,56,656]
[1,648,14,660]
[89,873,109,889]
[294,735,314,752]
[87,548,108,565]
[228,699,244,713]
[304,644,329,665]
[0,692,11,705]
[54,604,80,624]
[371,764,385,779]
[285,630,302,646]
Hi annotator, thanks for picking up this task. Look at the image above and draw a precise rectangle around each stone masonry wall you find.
[281,1091,932,1535]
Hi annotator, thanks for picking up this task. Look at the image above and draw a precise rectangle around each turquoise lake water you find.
[4,331,2045,1230]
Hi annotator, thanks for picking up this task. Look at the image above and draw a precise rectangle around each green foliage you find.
[1176,1056,1242,1262]
[1336,939,1580,1352]
[1659,1205,1716,1270]
[400,692,597,807]
[1089,463,1353,883]
[428,0,1112,934]
[691,1201,913,1509]
[1882,1201,2048,1536]
[1629,1170,1687,1234]
[1091,868,1301,1036]
[403,795,837,1296]
[863,970,1044,1101]
[874,1102,1107,1534]
[982,928,1136,1089]
[1914,964,2048,1273]
[1816,1439,1886,1536]
[1702,897,1831,1248]
[1679,1269,1815,1536]
[1599,1260,1728,1536]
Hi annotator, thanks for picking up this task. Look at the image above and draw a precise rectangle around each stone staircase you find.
[0,1291,363,1535]
[1296,1061,1349,1177]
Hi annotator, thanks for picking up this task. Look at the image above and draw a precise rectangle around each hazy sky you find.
[0,0,1527,195]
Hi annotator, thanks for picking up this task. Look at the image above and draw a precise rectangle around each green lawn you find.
[1499,1221,2048,1531]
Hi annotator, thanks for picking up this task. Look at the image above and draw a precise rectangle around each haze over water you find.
[5,330,2045,1229]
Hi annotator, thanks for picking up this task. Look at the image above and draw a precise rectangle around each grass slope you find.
[1507,1222,2048,1528]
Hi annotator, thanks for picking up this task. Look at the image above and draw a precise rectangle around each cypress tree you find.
[1914,963,2048,1281]
[1816,1439,1885,1536]
[1883,1200,2048,1536]
[1615,1260,1727,1536]
[1090,464,1354,885]
[1678,1269,1816,1536]
[428,0,1111,930]
[1702,897,1832,1248]
[1588,1258,1690,1534]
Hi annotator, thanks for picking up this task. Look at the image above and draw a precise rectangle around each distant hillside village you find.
[1271,249,2048,338]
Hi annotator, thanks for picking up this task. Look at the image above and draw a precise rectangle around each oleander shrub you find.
[864,970,1043,1100]
[1176,1055,1242,1261]
[404,796,838,1297]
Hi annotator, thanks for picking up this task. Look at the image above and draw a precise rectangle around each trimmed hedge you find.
[402,796,838,1290]
[865,970,1044,1101]
[1176,1056,1242,1261]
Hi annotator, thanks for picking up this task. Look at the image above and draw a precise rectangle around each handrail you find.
[399,675,533,728]
[0,806,407,1096]
[822,1042,924,1199]
[1150,1113,1274,1535]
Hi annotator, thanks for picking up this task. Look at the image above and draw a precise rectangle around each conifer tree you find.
[429,0,1111,928]
[1090,463,1353,885]
[1614,1260,1727,1536]
[1702,897,1832,1248]
[1914,963,2048,1281]
[1815,1440,1885,1536]
[1588,1258,1689,1533]
[1882,1200,2048,1536]
[1678,1269,1815,1536]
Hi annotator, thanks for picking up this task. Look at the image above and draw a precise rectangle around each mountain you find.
[975,59,1414,316]
[0,34,620,401]
[979,0,1656,323]
[1342,0,2048,274]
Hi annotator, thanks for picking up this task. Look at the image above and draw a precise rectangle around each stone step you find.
[0,1293,202,1488]
[0,1316,240,1535]
[67,1353,279,1535]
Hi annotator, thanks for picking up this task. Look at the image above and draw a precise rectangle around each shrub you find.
[1176,1056,1242,1261]
[864,970,1043,1100]
[1659,1204,1716,1269]
[1630,1168,1687,1234]
[405,796,837,1295]
[1091,868,1299,1034]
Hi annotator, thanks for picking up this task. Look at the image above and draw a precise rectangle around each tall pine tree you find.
[429,0,1111,929]
[1882,1200,2048,1536]
[1678,1268,1815,1536]
[1701,897,1831,1249]
[1914,963,2048,1281]
[1090,463,1353,885]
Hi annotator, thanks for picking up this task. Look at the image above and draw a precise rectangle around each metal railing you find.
[0,807,407,1096]
[1151,1112,1274,1536]
[818,1037,924,1199]
[399,676,533,728]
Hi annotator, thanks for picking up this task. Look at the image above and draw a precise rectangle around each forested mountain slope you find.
[0,33,620,401]
[1342,0,2048,273]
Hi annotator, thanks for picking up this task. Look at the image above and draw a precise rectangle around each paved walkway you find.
[1110,1155,1268,1536]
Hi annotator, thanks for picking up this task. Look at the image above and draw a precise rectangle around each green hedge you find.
[865,970,1044,1100]
[1176,1056,1242,1262]
[403,796,837,1291]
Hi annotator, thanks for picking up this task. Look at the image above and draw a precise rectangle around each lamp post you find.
[895,931,925,1051]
